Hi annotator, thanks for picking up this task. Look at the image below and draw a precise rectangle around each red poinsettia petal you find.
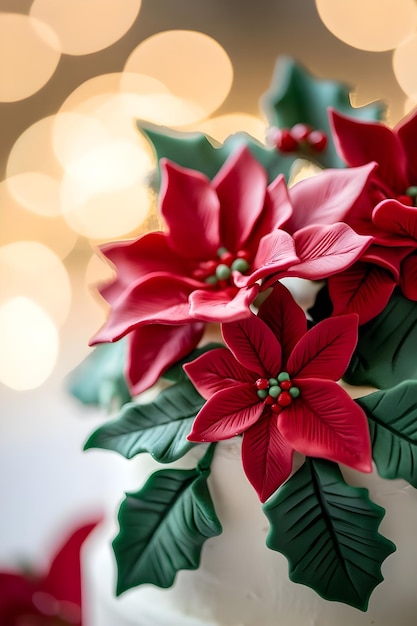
[97,232,189,302]
[328,262,397,324]
[184,347,255,400]
[287,223,372,280]
[373,199,417,242]
[221,314,282,378]
[361,243,410,280]
[241,413,294,502]
[127,322,205,395]
[329,108,408,193]
[188,283,259,322]
[160,159,220,259]
[248,229,299,285]
[213,145,268,251]
[400,253,417,300]
[257,281,307,363]
[287,162,377,232]
[43,520,99,605]
[279,379,372,472]
[0,572,37,619]
[395,107,417,184]
[287,314,358,380]
[187,384,264,441]
[91,275,194,344]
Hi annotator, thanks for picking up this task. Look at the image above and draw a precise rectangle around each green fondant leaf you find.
[260,56,385,169]
[66,340,130,411]
[345,289,417,388]
[113,449,222,594]
[263,458,395,610]
[137,121,294,185]
[163,341,224,383]
[84,379,205,463]
[356,381,417,487]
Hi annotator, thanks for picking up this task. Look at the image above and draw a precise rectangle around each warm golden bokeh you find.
[0,297,59,391]
[0,180,78,259]
[316,0,417,52]
[124,30,234,120]
[0,13,61,102]
[0,241,72,328]
[30,0,142,55]
[393,33,417,100]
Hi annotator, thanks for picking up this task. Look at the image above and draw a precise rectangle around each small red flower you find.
[185,282,372,502]
[0,520,99,626]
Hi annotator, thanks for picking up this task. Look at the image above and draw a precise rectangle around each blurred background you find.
[1,0,416,603]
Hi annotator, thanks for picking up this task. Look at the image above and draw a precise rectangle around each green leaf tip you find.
[263,458,396,610]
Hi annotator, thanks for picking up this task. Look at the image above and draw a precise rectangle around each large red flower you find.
[185,282,372,502]
[0,520,98,626]
[302,108,417,322]
[92,144,372,394]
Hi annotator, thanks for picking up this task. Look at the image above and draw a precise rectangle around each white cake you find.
[82,438,417,626]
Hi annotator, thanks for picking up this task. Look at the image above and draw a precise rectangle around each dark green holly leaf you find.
[260,56,385,169]
[163,341,224,383]
[113,451,222,593]
[263,458,395,610]
[356,381,417,487]
[84,379,205,463]
[345,289,417,389]
[66,340,130,411]
[137,120,294,185]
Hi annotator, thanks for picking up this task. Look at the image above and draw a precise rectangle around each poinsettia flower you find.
[185,282,372,502]
[91,144,372,394]
[314,108,417,321]
[0,519,99,626]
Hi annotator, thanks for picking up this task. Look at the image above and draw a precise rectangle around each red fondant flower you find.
[0,520,98,626]
[91,145,372,394]
[185,283,372,502]
[311,108,417,322]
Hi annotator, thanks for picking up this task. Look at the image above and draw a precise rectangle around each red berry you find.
[279,380,292,391]
[264,395,275,405]
[219,251,234,265]
[397,194,414,206]
[290,123,312,142]
[271,403,283,414]
[272,128,298,153]
[236,249,251,262]
[277,391,293,407]
[307,130,327,152]
[255,378,269,390]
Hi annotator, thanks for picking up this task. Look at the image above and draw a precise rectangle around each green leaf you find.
[113,446,222,594]
[356,381,417,487]
[263,458,395,610]
[84,379,205,463]
[137,121,294,185]
[345,289,417,389]
[260,56,385,169]
[163,341,224,383]
[66,340,131,411]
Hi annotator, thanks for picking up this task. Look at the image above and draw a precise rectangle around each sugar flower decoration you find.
[92,144,372,394]
[300,108,417,323]
[185,282,372,502]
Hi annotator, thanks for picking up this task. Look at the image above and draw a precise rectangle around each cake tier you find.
[82,439,417,626]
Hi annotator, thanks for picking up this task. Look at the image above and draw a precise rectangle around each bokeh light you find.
[0,13,61,102]
[194,113,266,143]
[393,33,417,100]
[0,242,72,328]
[0,180,78,259]
[0,297,59,391]
[315,0,417,52]
[124,30,233,119]
[60,139,154,241]
[30,0,142,56]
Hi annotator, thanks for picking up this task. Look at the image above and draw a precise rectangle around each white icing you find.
[83,439,417,626]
